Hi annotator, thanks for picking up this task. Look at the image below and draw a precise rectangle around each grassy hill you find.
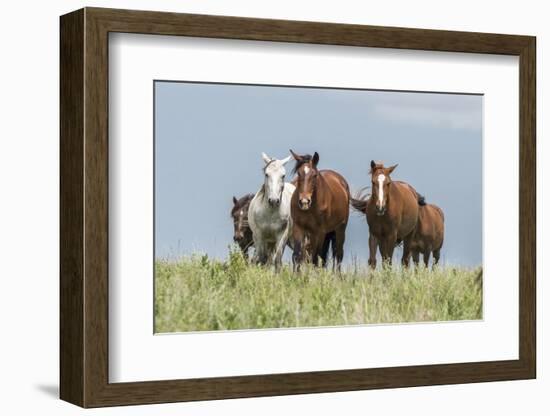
[155,248,482,333]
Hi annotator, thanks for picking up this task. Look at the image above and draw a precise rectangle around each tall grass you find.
[155,248,482,333]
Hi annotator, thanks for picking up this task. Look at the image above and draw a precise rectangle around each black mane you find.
[292,154,313,174]
[231,194,254,217]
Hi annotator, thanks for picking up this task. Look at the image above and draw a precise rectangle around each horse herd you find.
[231,150,445,272]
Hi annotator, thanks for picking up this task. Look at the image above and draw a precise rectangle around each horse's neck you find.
[386,181,407,213]
[256,184,268,204]
[258,184,266,197]
[313,172,329,212]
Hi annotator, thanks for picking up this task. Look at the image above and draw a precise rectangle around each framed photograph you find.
[60,7,536,408]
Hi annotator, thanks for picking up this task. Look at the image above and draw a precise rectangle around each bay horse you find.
[248,153,296,269]
[290,150,350,271]
[231,194,254,259]
[409,203,445,267]
[351,161,423,268]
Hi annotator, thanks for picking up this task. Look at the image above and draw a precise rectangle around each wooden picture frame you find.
[60,7,536,408]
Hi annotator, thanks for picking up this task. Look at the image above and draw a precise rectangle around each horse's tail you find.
[350,188,370,213]
[417,194,427,206]
[350,197,368,213]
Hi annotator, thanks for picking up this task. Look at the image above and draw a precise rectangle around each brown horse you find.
[409,203,445,267]
[231,194,254,259]
[351,161,422,268]
[290,150,350,271]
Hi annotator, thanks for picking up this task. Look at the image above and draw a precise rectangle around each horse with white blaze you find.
[248,152,296,269]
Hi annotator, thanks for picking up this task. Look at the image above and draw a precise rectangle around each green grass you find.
[154,247,483,333]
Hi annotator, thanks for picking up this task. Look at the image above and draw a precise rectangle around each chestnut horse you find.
[231,194,255,259]
[351,161,423,268]
[410,203,445,267]
[290,150,350,271]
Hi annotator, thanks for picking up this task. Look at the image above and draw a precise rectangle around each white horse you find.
[248,152,296,269]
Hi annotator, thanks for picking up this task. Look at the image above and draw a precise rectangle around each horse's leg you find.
[259,242,270,265]
[251,226,264,264]
[254,240,265,265]
[333,224,346,273]
[292,227,305,273]
[309,233,323,267]
[368,233,378,269]
[412,250,420,267]
[292,240,301,272]
[273,247,283,272]
[266,240,277,266]
[319,232,332,268]
[423,249,431,268]
[432,249,441,269]
[381,233,397,267]
[401,234,414,269]
[250,237,259,264]
[239,241,249,261]
[379,238,389,267]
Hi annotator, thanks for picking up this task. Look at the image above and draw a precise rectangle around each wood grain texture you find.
[518,38,536,376]
[59,8,84,407]
[59,7,537,408]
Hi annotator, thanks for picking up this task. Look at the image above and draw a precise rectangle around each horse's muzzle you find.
[268,197,281,207]
[376,205,386,216]
[299,198,311,210]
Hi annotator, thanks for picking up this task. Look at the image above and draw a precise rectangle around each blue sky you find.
[155,81,482,266]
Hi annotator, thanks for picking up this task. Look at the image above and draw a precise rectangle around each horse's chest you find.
[367,213,400,237]
[256,211,288,232]
[294,207,328,230]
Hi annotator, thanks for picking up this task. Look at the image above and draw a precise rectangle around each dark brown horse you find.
[409,203,444,267]
[290,150,350,271]
[231,194,254,259]
[351,161,423,268]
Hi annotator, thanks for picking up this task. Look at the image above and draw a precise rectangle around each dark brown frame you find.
[60,7,536,408]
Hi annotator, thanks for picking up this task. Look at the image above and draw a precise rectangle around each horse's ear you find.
[261,152,271,164]
[387,164,398,174]
[232,196,238,205]
[281,155,292,166]
[289,149,301,161]
[312,152,320,167]
[370,160,376,170]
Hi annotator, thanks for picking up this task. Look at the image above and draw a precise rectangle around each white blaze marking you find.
[377,174,386,206]
[304,166,310,174]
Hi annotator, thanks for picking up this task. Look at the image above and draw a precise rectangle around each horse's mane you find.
[369,164,385,175]
[394,180,427,206]
[292,154,313,174]
[231,194,254,217]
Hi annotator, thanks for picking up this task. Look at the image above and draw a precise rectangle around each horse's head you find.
[261,152,291,208]
[370,160,398,216]
[290,149,320,211]
[231,194,252,242]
